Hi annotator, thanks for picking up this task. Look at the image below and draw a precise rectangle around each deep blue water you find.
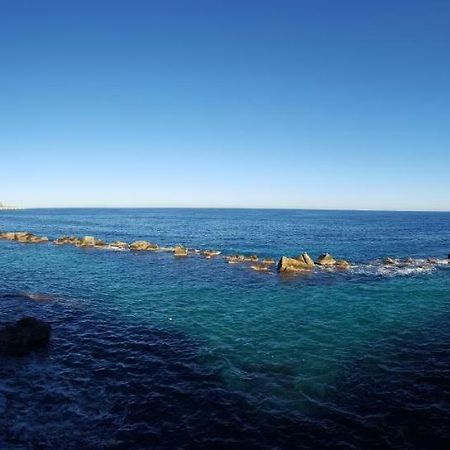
[1,208,450,449]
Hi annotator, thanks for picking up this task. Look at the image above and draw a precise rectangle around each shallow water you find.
[1,209,450,448]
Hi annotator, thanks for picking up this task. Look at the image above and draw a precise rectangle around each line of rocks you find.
[2,230,447,275]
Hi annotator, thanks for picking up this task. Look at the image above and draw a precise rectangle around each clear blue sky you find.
[1,0,449,210]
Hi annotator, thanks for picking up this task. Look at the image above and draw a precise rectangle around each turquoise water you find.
[1,209,450,448]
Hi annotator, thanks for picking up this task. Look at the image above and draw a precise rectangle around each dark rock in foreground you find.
[0,317,51,356]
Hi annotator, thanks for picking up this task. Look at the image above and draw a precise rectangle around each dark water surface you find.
[1,209,450,449]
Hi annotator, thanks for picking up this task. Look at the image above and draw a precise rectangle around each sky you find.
[1,0,449,210]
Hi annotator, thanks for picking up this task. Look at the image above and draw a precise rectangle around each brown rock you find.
[201,250,221,259]
[335,259,350,269]
[296,253,315,268]
[226,254,258,264]
[129,240,159,251]
[277,256,314,272]
[316,253,337,266]
[76,236,96,247]
[174,245,188,257]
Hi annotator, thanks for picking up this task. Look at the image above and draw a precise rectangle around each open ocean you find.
[1,208,450,449]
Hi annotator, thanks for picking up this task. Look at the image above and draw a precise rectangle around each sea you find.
[1,208,450,449]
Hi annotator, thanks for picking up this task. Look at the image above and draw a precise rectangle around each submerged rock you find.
[249,262,270,272]
[174,245,188,257]
[108,241,129,250]
[277,256,314,272]
[129,240,159,251]
[0,317,51,356]
[262,258,276,265]
[316,253,336,266]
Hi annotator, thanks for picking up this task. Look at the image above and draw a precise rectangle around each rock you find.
[129,240,159,251]
[316,253,336,266]
[296,253,315,268]
[76,236,96,247]
[403,257,414,264]
[226,255,258,264]
[28,235,49,243]
[54,236,78,245]
[426,257,438,264]
[226,255,241,264]
[0,317,51,356]
[335,259,350,269]
[277,256,314,272]
[383,257,396,265]
[200,250,221,259]
[174,245,188,256]
[0,232,49,244]
[15,232,33,242]
[2,232,17,240]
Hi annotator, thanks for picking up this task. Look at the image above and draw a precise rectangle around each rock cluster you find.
[226,255,259,264]
[0,317,51,356]
[277,252,351,273]
[0,232,48,243]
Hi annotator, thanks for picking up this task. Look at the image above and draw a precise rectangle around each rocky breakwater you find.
[0,317,51,356]
[0,231,48,243]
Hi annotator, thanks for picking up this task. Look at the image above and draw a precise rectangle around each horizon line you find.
[4,206,450,213]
